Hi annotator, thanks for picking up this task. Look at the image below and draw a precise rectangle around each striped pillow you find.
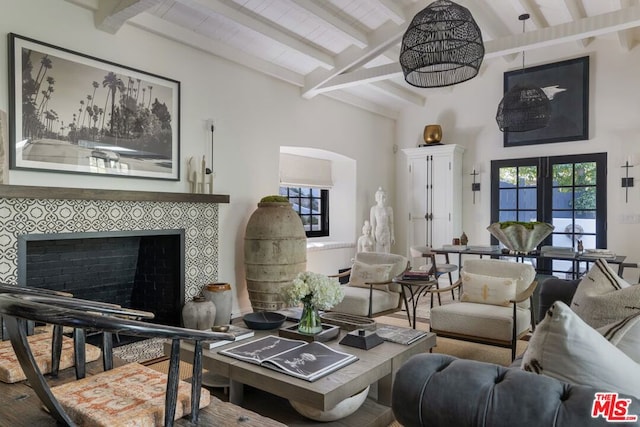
[571,258,640,328]
[598,312,640,363]
[521,301,640,399]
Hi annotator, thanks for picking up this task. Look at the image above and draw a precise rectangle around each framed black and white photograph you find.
[9,33,180,180]
[503,56,589,147]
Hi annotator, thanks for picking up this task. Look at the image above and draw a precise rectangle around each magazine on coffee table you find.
[374,324,429,345]
[218,335,358,382]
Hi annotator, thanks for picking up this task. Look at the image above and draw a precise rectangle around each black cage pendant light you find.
[399,0,484,88]
[496,14,551,132]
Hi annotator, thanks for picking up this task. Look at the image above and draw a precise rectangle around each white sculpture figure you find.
[370,187,394,253]
[187,156,214,194]
[356,220,375,253]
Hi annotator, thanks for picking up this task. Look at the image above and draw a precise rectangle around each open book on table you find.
[218,335,358,382]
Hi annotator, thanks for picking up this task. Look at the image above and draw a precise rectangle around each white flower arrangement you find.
[281,271,344,310]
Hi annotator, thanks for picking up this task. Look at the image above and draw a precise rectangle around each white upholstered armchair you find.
[426,259,538,360]
[330,252,409,318]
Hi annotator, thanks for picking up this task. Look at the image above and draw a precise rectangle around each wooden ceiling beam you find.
[301,1,425,99]
[289,0,368,48]
[94,0,160,34]
[176,0,336,69]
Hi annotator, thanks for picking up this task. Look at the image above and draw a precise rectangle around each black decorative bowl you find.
[243,312,286,330]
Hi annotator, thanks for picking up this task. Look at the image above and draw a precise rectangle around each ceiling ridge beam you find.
[175,0,335,69]
[317,5,640,92]
[564,0,593,47]
[616,0,639,51]
[289,0,368,48]
[488,5,640,55]
[301,1,425,99]
[94,0,160,33]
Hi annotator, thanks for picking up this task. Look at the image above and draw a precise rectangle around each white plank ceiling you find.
[66,0,640,118]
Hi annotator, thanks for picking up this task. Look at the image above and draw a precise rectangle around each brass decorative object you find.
[487,221,554,254]
[423,124,443,145]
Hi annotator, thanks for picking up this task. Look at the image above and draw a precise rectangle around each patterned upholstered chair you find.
[0,283,154,382]
[0,292,235,426]
[0,284,107,382]
[424,259,538,360]
[330,252,409,317]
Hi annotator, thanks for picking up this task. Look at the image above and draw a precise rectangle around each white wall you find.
[0,0,397,315]
[395,38,640,273]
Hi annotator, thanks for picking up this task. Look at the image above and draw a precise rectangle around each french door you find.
[491,153,607,277]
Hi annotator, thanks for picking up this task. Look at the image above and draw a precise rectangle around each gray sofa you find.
[392,353,640,427]
[391,278,640,427]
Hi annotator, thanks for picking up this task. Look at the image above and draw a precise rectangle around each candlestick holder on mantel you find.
[471,167,480,204]
[622,159,634,203]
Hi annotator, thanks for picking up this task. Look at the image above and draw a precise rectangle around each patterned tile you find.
[0,198,219,300]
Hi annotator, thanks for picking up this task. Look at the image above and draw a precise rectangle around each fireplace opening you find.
[18,229,185,346]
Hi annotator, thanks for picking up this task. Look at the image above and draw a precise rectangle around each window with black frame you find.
[491,153,607,278]
[279,187,329,238]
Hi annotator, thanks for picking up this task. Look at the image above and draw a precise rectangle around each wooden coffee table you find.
[168,322,435,426]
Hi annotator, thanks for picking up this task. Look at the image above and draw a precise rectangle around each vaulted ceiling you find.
[66,0,640,118]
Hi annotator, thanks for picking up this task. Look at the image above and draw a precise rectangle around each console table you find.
[433,247,628,279]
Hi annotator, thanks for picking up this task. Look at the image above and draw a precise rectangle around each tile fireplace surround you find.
[0,185,229,300]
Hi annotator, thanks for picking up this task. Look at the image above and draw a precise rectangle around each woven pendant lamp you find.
[399,0,484,88]
[496,14,551,132]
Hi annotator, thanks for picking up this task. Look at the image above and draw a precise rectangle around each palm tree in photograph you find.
[147,85,153,109]
[32,55,52,105]
[102,71,123,137]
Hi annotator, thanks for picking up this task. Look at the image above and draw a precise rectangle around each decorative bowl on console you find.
[487,221,554,254]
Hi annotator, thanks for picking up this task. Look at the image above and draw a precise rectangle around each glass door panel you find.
[492,153,606,278]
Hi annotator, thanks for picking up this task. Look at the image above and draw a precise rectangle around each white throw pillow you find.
[349,261,393,291]
[571,258,640,328]
[459,271,517,306]
[521,301,640,398]
[598,312,640,364]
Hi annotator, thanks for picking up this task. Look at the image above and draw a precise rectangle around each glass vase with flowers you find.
[281,272,344,334]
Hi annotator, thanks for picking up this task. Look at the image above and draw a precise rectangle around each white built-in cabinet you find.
[402,144,465,254]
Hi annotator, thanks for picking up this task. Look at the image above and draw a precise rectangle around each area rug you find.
[145,358,195,381]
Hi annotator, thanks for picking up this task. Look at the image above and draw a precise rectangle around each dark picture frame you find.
[8,33,180,180]
[503,56,589,147]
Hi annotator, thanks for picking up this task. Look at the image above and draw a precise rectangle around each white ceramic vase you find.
[181,296,216,330]
[203,282,233,326]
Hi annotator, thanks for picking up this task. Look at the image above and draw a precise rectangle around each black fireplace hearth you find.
[18,229,185,331]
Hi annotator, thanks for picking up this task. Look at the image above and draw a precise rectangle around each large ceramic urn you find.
[244,198,307,311]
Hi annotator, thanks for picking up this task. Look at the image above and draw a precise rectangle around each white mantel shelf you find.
[0,184,230,204]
